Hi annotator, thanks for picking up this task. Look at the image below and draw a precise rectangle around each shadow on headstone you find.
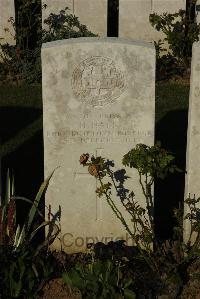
[155,109,188,241]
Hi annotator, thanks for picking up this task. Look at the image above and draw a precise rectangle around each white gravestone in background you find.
[0,0,15,45]
[119,0,186,42]
[196,0,200,25]
[184,42,200,242]
[42,0,107,36]
[42,37,155,253]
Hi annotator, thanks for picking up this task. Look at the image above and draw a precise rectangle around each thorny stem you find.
[98,175,134,240]
[106,167,151,247]
[191,199,200,250]
[98,173,160,273]
[107,169,136,225]
[139,172,154,233]
[186,195,194,248]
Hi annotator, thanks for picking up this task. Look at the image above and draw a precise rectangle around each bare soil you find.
[38,278,82,299]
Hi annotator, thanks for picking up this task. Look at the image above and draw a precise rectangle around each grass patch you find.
[0,82,190,119]
[156,82,189,123]
[0,84,42,109]
[0,82,190,157]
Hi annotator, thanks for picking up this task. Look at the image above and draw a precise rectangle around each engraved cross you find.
[74,148,104,220]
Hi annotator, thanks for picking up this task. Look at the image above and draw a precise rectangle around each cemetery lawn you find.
[0,81,189,116]
[155,82,189,123]
[0,82,189,158]
[0,84,42,109]
[0,82,189,136]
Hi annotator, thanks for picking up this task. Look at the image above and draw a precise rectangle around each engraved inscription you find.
[71,56,126,107]
[47,130,152,144]
[47,113,153,146]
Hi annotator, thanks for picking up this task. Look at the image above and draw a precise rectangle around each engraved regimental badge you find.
[72,56,125,107]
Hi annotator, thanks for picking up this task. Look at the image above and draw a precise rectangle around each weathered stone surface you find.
[184,42,200,242]
[119,0,186,42]
[0,0,15,45]
[42,37,155,253]
[42,0,107,36]
[196,0,200,25]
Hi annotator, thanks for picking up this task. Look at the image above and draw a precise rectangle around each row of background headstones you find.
[42,0,186,41]
[0,0,186,44]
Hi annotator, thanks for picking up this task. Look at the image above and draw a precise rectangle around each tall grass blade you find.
[5,169,11,207]
[26,170,55,232]
[11,171,15,196]
[16,170,56,247]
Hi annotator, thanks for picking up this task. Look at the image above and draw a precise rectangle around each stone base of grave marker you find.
[42,37,155,253]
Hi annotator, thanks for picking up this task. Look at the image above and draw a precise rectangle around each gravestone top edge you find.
[42,37,154,50]
[192,41,200,49]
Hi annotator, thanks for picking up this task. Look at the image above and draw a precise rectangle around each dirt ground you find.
[38,278,82,299]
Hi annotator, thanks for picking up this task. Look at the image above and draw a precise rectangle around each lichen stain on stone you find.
[48,73,58,86]
[64,51,72,59]
[61,70,70,79]
[195,64,200,71]
[192,126,200,136]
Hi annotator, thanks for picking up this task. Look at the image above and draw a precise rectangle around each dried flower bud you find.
[88,164,99,177]
[79,153,89,165]
[96,187,101,193]
[96,186,104,197]
[16,47,21,58]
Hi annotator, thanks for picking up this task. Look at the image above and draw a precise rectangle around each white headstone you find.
[184,42,200,242]
[42,37,155,253]
[42,0,107,36]
[196,0,200,25]
[0,0,15,45]
[119,0,186,42]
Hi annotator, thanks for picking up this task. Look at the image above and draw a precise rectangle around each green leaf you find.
[62,273,73,286]
[124,289,136,299]
[124,279,133,289]
[26,170,56,232]
[16,169,57,247]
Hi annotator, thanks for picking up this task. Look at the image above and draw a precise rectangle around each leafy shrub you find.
[41,7,96,43]
[0,170,61,298]
[0,4,96,85]
[79,143,200,297]
[154,40,186,80]
[0,0,42,85]
[149,8,200,80]
[63,259,136,299]
[0,44,41,84]
[80,144,180,256]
